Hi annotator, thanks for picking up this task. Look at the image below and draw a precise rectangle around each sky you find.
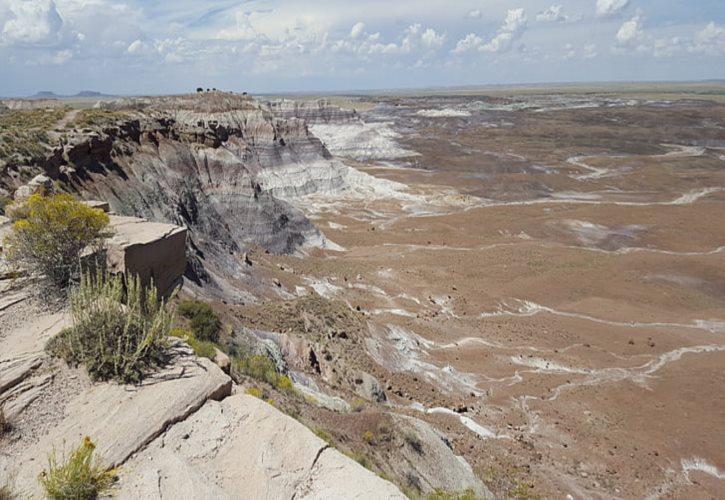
[0,0,724,96]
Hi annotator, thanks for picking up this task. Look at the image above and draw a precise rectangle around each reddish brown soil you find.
[253,99,725,498]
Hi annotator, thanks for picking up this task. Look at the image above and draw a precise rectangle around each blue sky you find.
[0,0,724,96]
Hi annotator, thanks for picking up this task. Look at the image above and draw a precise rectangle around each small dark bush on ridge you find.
[177,300,221,342]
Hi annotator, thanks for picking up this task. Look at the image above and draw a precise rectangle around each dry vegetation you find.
[72,109,132,129]
[0,108,66,163]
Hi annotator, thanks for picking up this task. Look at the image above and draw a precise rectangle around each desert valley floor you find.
[249,90,725,498]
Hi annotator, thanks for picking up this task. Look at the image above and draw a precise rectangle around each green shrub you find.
[345,451,370,469]
[245,388,263,398]
[47,272,172,384]
[3,194,110,291]
[39,436,116,500]
[362,430,375,445]
[427,488,477,500]
[186,336,217,360]
[177,300,221,342]
[170,328,216,359]
[232,355,279,385]
[313,428,334,445]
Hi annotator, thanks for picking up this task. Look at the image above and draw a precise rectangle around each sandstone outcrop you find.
[118,394,406,499]
[107,215,187,298]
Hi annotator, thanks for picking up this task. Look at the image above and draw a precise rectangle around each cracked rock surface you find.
[118,394,406,499]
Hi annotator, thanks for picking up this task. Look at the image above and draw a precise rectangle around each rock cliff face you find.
[41,94,359,295]
[267,98,359,124]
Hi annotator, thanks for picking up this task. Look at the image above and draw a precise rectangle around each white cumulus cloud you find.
[481,8,527,53]
[596,0,629,18]
[466,9,482,20]
[616,14,643,45]
[1,0,64,47]
[350,21,365,39]
[452,8,528,54]
[537,5,568,23]
[691,22,725,55]
[452,33,483,53]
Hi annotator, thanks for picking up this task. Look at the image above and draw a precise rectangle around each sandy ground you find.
[256,97,725,498]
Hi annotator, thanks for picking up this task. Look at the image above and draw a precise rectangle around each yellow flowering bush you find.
[3,194,110,291]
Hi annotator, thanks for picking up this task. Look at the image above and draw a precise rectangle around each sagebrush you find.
[39,436,116,500]
[47,272,172,384]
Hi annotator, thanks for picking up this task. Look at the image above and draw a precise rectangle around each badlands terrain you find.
[1,84,724,498]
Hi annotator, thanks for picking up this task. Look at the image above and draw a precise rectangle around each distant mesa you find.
[29,90,113,99]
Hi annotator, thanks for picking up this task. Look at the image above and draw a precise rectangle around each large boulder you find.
[107,215,187,298]
[119,394,406,499]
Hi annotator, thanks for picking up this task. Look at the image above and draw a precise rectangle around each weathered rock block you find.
[107,215,187,298]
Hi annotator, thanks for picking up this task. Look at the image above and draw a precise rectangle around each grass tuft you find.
[38,437,116,500]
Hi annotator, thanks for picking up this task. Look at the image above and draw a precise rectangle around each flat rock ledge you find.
[10,341,233,498]
[118,394,406,500]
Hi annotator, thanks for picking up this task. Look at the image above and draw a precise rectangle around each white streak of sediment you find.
[365,325,483,396]
[567,156,615,180]
[480,187,723,208]
[304,277,343,299]
[476,299,725,333]
[369,308,417,318]
[519,344,725,401]
[681,458,725,481]
[409,402,508,440]
[563,244,725,257]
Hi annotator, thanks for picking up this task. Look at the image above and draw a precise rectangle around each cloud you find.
[537,5,568,23]
[1,0,64,47]
[349,21,365,39]
[480,8,527,53]
[452,8,527,54]
[216,11,259,41]
[452,33,483,54]
[691,22,725,55]
[466,9,481,20]
[596,0,629,18]
[616,14,643,45]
